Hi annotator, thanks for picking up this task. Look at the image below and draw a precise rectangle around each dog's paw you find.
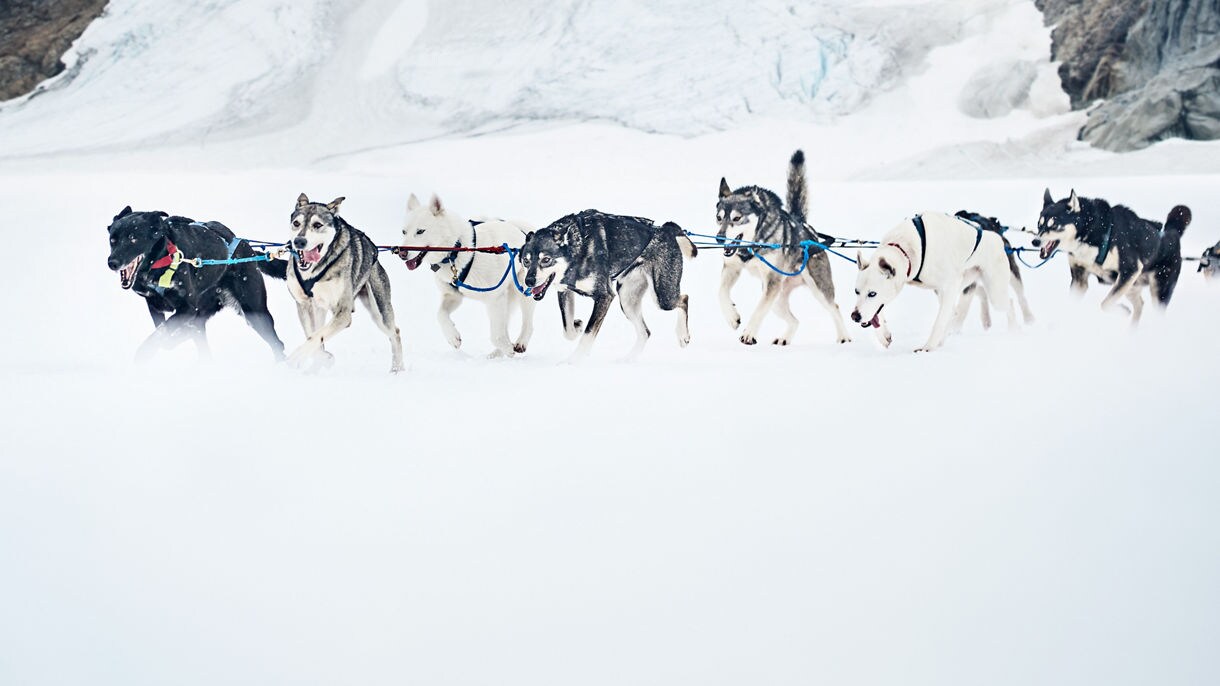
[513,343,527,354]
[772,337,789,346]
[724,313,741,330]
[837,335,852,344]
[446,335,462,349]
[740,334,757,345]
[678,334,690,348]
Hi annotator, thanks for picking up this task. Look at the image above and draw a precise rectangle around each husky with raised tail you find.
[279,194,403,372]
[1034,189,1191,321]
[851,212,1016,352]
[518,210,696,361]
[716,150,851,346]
[398,193,537,357]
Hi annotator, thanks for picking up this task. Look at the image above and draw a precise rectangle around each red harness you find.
[150,239,180,270]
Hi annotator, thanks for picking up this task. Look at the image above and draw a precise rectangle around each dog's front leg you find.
[718,259,744,329]
[289,305,352,368]
[559,290,582,341]
[145,300,166,328]
[739,275,782,345]
[437,290,463,349]
[487,294,515,358]
[917,283,962,352]
[135,311,196,361]
[1069,262,1090,297]
[514,295,537,354]
[567,294,614,362]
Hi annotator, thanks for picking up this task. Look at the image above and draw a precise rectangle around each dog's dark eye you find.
[854,289,860,295]
[540,256,553,267]
[293,220,301,228]
[415,229,424,236]
[867,291,877,298]
[312,223,322,230]
[130,237,137,244]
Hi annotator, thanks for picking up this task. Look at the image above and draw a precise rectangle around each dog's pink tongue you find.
[303,247,322,263]
[870,314,881,329]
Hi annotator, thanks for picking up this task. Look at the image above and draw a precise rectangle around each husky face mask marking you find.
[715,178,761,257]
[1035,188,1083,259]
[106,206,168,290]
[290,193,344,272]
[850,251,904,328]
[518,229,569,301]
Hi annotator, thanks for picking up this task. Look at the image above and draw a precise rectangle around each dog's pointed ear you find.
[1043,188,1053,208]
[856,250,867,270]
[326,196,345,213]
[114,206,133,222]
[297,193,310,208]
[407,193,420,211]
[523,231,534,245]
[878,257,896,279]
[1068,189,1081,213]
[429,194,444,216]
[719,177,731,199]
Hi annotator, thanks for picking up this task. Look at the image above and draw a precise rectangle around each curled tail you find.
[787,149,808,223]
[663,221,697,260]
[1165,205,1191,235]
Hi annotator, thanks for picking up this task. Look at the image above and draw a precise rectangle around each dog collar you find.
[886,242,913,278]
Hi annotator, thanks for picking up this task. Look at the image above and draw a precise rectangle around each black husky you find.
[1034,189,1191,319]
[106,206,285,359]
[518,210,696,360]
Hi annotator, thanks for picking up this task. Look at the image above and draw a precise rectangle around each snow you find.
[2,1,1220,685]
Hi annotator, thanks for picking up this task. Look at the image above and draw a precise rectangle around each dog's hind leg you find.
[617,272,652,359]
[718,259,744,330]
[1126,288,1145,325]
[437,289,463,349]
[513,296,537,354]
[1008,255,1035,324]
[804,258,850,344]
[359,266,404,372]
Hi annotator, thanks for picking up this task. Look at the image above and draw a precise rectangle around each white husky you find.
[400,194,537,357]
[851,212,1017,352]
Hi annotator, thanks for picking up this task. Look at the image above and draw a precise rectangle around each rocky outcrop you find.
[0,0,108,102]
[1037,0,1220,151]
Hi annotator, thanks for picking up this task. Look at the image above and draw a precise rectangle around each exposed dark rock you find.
[1036,0,1220,150]
[0,0,108,102]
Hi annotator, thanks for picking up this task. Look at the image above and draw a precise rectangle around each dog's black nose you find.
[850,310,861,323]
[1030,238,1042,247]
[524,276,535,287]
[107,258,119,270]
[292,237,308,250]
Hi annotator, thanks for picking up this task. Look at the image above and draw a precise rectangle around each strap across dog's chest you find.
[150,238,183,292]
[907,215,928,282]
[1095,218,1114,266]
[450,225,479,289]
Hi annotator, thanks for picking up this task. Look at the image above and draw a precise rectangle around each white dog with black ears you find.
[398,194,538,357]
[851,211,1017,352]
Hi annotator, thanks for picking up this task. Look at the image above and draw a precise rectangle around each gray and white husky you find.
[398,193,537,357]
[716,150,851,346]
[851,212,1017,352]
[279,194,403,372]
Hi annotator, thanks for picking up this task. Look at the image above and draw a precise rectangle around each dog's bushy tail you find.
[1165,205,1191,235]
[786,149,808,223]
[663,221,697,259]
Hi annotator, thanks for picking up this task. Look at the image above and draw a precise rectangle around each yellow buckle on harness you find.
[158,250,183,289]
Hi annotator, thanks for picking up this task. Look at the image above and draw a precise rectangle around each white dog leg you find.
[740,276,782,345]
[487,296,515,358]
[514,295,537,354]
[719,259,744,330]
[772,286,799,346]
[917,283,962,352]
[437,290,463,349]
[807,280,852,344]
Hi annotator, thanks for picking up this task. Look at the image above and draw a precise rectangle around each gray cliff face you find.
[1038,0,1220,151]
[0,0,109,102]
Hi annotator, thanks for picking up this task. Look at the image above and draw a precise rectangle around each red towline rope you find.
[384,245,508,255]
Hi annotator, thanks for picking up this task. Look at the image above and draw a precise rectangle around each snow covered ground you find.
[2,0,1219,684]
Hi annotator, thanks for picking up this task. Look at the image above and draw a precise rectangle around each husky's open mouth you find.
[118,255,142,289]
[1039,239,1059,260]
[531,273,556,301]
[296,246,323,271]
[401,250,426,271]
[721,232,744,258]
[861,305,884,329]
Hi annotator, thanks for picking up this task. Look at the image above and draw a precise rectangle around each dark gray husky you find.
[716,150,851,345]
[519,210,696,361]
[275,194,403,372]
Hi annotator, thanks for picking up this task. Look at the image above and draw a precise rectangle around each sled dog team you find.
[105,150,1195,370]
